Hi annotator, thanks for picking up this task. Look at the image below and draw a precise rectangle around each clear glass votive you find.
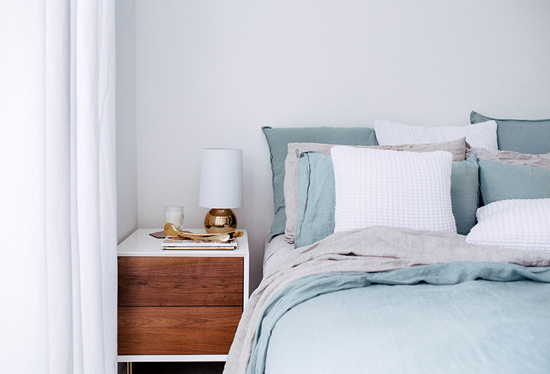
[164,205,184,231]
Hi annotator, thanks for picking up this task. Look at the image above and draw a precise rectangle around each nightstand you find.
[117,229,249,367]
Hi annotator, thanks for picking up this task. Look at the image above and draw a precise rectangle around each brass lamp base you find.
[204,208,237,233]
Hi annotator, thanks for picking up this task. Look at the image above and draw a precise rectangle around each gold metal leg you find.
[126,362,133,374]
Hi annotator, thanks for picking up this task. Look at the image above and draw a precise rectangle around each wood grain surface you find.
[118,306,242,355]
[118,257,243,307]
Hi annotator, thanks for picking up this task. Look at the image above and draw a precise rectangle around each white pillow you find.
[465,199,550,253]
[331,146,456,233]
[374,119,498,151]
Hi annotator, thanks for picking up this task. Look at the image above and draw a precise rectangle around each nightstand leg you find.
[126,362,133,374]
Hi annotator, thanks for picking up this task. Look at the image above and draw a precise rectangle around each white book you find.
[162,236,237,248]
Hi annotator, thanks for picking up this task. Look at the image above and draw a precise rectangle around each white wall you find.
[116,0,138,244]
[123,0,550,291]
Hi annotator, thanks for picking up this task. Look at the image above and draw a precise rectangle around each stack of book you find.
[162,236,237,250]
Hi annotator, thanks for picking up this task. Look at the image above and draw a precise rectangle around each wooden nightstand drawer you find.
[118,257,243,307]
[117,229,249,363]
[118,306,242,355]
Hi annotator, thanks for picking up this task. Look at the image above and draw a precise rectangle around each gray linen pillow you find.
[467,145,550,170]
[283,137,469,244]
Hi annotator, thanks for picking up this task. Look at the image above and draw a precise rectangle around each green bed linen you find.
[248,262,550,374]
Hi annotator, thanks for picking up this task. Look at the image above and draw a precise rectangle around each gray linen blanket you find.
[223,226,550,374]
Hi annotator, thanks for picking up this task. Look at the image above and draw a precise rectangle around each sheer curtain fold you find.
[0,1,117,374]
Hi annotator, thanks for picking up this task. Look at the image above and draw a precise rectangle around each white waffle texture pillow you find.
[374,120,498,151]
[466,199,550,253]
[331,146,456,233]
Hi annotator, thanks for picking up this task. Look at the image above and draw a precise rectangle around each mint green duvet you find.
[252,263,550,374]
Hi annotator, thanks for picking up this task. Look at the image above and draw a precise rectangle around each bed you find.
[224,112,550,374]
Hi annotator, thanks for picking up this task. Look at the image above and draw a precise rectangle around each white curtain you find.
[0,1,117,374]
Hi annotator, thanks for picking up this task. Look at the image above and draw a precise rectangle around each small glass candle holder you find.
[164,205,184,231]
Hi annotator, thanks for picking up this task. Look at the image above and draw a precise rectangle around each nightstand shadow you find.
[132,362,224,374]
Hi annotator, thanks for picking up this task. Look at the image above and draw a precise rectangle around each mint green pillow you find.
[295,153,480,247]
[295,152,336,248]
[450,154,480,235]
[262,126,377,241]
[478,158,550,205]
[470,111,550,154]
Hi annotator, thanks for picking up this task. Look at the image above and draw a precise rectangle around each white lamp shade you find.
[199,148,243,209]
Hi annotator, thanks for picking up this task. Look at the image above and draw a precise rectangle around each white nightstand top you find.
[118,228,249,257]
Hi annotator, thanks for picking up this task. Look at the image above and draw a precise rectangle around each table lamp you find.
[199,148,243,233]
